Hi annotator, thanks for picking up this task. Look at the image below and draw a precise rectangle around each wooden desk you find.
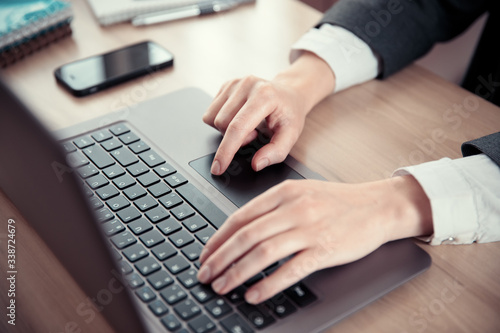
[1,0,499,332]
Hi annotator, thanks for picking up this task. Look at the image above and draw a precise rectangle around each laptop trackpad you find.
[189,147,304,208]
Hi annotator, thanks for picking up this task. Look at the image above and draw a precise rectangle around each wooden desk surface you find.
[1,0,499,332]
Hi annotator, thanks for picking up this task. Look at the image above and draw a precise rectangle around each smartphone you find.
[54,41,174,97]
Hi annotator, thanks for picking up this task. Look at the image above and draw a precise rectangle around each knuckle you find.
[255,241,274,259]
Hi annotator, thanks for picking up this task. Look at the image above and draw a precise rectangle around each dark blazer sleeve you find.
[318,0,489,78]
[462,132,500,167]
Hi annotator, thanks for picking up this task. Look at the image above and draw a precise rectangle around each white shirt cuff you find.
[393,154,500,245]
[290,24,379,93]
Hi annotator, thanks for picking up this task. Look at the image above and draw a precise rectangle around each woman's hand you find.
[197,175,432,304]
[203,52,335,175]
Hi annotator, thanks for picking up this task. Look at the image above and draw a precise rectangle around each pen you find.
[132,1,237,26]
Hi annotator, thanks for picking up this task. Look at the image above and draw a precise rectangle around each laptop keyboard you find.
[62,123,317,333]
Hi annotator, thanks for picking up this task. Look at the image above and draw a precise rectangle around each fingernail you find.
[199,248,209,263]
[211,160,221,175]
[245,289,260,304]
[197,265,211,283]
[255,158,269,172]
[212,275,227,293]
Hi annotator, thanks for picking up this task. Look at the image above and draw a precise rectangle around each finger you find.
[209,229,309,296]
[212,92,248,134]
[244,249,321,304]
[199,181,290,263]
[211,101,277,175]
[198,207,297,284]
[252,124,301,172]
[202,81,234,127]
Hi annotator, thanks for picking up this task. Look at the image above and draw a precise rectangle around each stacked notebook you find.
[86,0,202,26]
[0,0,73,68]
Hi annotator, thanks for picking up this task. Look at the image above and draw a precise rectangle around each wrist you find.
[273,51,335,115]
[381,175,433,243]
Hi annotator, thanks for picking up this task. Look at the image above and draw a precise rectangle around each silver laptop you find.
[0,79,431,333]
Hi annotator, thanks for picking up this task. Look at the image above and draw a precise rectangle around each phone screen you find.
[55,41,173,96]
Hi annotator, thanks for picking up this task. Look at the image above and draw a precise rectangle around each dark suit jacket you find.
[318,0,500,164]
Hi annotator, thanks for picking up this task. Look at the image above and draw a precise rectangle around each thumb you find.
[251,127,300,171]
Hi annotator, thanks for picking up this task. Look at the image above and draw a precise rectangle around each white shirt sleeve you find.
[393,154,500,245]
[290,24,379,93]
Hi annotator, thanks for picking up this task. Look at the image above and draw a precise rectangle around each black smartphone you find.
[54,41,174,97]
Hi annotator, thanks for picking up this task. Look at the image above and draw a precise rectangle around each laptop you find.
[0,79,431,333]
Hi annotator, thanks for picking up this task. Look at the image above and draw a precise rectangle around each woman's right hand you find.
[202,51,336,175]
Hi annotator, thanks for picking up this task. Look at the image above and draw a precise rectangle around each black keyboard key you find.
[138,172,160,187]
[174,298,202,321]
[195,227,215,245]
[264,294,297,318]
[159,193,183,209]
[91,129,113,143]
[135,256,161,276]
[106,195,130,212]
[113,173,136,189]
[129,140,150,154]
[122,243,149,262]
[220,313,254,333]
[161,313,182,331]
[110,231,137,249]
[152,242,177,261]
[111,147,138,166]
[149,299,169,316]
[96,184,119,200]
[183,215,207,233]
[284,283,317,307]
[73,135,94,149]
[95,207,114,223]
[171,204,195,220]
[77,164,99,179]
[157,219,182,236]
[148,270,174,290]
[148,182,172,198]
[205,298,232,318]
[102,164,125,179]
[140,229,165,248]
[165,173,188,188]
[176,183,227,229]
[177,268,199,289]
[146,206,170,223]
[225,286,246,304]
[164,255,190,275]
[191,285,217,304]
[139,150,165,167]
[118,131,140,144]
[126,273,145,289]
[154,163,176,177]
[160,284,187,305]
[109,123,130,136]
[101,219,125,236]
[61,141,76,153]
[123,184,147,200]
[237,303,275,329]
[83,144,115,169]
[169,229,195,248]
[128,218,153,235]
[118,260,134,275]
[126,161,149,177]
[89,196,104,210]
[188,314,216,333]
[66,150,89,168]
[86,174,109,189]
[181,242,203,261]
[136,286,156,303]
[101,138,123,151]
[117,206,141,223]
[134,195,158,212]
